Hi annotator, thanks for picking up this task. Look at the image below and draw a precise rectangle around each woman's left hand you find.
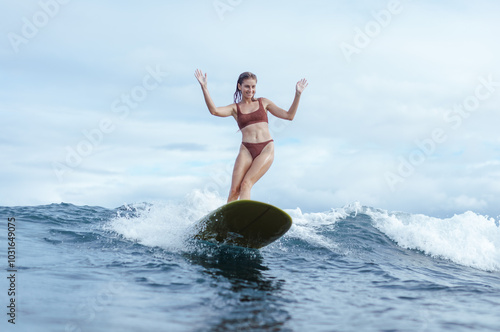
[296,78,308,95]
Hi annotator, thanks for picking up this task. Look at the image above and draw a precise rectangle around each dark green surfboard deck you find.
[194,200,292,249]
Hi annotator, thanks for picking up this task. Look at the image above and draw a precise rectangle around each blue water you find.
[1,191,500,331]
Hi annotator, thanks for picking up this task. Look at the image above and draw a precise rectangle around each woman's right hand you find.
[195,69,207,88]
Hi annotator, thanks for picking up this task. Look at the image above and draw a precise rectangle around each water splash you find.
[106,190,224,251]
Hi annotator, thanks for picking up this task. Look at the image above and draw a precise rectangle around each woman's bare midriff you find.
[240,122,272,143]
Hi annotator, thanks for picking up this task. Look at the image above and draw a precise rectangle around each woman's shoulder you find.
[259,97,273,102]
[259,97,273,108]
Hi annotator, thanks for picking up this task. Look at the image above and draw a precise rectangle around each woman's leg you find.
[227,145,253,202]
[239,142,274,200]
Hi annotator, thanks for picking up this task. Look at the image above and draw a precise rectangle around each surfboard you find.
[194,200,292,249]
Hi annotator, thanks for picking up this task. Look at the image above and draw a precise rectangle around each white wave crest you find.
[367,208,500,271]
[282,204,357,251]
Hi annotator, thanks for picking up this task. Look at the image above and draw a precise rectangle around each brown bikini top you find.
[236,98,268,130]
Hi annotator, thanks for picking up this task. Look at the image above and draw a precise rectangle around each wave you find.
[105,190,500,272]
[366,208,500,272]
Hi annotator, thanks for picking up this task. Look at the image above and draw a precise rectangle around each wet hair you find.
[233,72,258,104]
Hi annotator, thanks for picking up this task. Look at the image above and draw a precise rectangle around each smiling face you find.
[238,78,257,100]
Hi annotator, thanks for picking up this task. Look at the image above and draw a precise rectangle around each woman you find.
[195,69,308,202]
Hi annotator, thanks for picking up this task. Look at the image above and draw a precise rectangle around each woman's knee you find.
[229,185,240,197]
[240,179,253,192]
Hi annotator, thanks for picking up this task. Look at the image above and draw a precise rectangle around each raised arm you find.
[266,78,308,120]
[195,69,235,117]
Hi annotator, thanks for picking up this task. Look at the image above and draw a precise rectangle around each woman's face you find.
[238,78,257,100]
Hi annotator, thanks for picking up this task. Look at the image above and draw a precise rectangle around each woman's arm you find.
[195,69,235,117]
[266,78,308,120]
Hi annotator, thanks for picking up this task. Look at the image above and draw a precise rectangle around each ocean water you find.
[1,191,500,332]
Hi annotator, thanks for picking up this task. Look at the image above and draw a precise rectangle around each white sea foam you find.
[107,190,224,251]
[367,208,500,271]
[283,206,352,251]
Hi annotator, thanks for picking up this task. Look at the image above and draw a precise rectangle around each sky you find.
[1,0,499,217]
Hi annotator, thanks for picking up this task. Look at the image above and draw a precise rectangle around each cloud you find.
[1,0,500,217]
[157,143,207,152]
